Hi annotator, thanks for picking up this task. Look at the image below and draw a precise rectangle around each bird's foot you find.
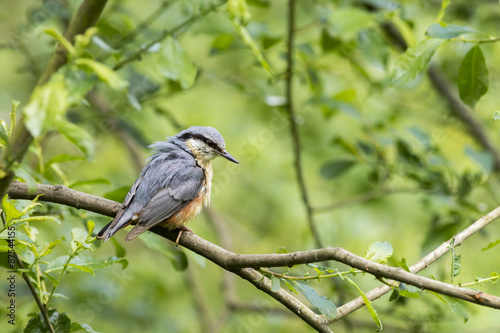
[175,225,194,246]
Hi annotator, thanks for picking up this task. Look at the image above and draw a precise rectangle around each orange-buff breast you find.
[160,192,204,230]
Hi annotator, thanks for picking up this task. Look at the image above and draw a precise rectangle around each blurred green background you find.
[1,0,500,332]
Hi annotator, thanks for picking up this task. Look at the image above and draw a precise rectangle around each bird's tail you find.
[96,210,131,242]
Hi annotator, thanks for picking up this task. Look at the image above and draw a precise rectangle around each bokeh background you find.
[1,0,500,332]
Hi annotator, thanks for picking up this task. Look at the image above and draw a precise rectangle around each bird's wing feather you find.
[123,156,204,241]
[96,175,143,240]
[97,151,203,242]
[136,161,204,227]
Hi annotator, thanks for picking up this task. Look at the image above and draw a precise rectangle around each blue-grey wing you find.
[124,157,204,241]
[97,151,203,242]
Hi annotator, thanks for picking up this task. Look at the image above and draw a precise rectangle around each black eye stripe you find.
[179,133,221,151]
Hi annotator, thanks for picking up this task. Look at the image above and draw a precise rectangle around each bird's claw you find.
[175,226,193,246]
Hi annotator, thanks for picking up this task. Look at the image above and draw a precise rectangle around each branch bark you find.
[8,182,500,331]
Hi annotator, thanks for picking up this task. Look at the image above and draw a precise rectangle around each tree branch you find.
[333,205,500,321]
[285,0,322,248]
[0,0,109,204]
[8,182,500,331]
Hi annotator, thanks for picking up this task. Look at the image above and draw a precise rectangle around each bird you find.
[96,126,239,243]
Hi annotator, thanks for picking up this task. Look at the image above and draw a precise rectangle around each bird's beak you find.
[220,149,239,164]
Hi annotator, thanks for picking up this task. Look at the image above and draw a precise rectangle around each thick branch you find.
[8,181,121,217]
[8,183,500,328]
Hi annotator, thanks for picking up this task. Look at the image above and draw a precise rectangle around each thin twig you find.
[14,253,55,333]
[332,205,500,322]
[285,0,322,248]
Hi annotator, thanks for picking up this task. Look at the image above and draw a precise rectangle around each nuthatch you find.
[97,126,239,243]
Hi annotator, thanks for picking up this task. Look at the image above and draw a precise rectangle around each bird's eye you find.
[207,140,217,149]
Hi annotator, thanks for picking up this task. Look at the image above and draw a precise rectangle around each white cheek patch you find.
[186,139,217,161]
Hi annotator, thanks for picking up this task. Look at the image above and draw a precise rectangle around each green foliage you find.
[139,232,188,271]
[391,38,443,86]
[342,275,383,331]
[0,196,126,332]
[2,0,500,331]
[426,24,476,39]
[24,310,71,333]
[143,36,198,89]
[458,46,489,108]
[430,292,469,323]
[293,281,338,319]
[364,241,393,264]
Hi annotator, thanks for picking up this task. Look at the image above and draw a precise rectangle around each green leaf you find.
[449,303,469,323]
[139,233,188,271]
[57,121,95,160]
[451,252,462,281]
[293,281,337,319]
[210,34,235,54]
[396,139,422,166]
[426,23,475,39]
[69,263,95,276]
[23,74,69,139]
[320,160,356,179]
[389,288,399,302]
[430,291,469,323]
[43,27,76,56]
[39,238,64,258]
[270,275,281,292]
[458,45,488,108]
[399,257,410,272]
[75,58,128,91]
[152,36,198,89]
[46,255,128,273]
[493,110,500,121]
[70,322,98,333]
[344,276,382,331]
[464,146,494,174]
[45,154,85,167]
[86,220,95,236]
[391,38,443,86]
[284,280,298,294]
[275,246,289,254]
[482,239,500,251]
[71,227,92,252]
[365,241,393,264]
[24,309,71,333]
[2,196,23,224]
[398,283,421,298]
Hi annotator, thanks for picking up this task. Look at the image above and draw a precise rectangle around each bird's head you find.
[176,126,239,164]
